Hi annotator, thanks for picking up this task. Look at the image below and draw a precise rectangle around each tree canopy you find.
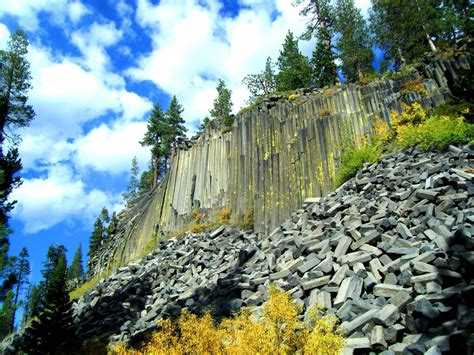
[242,57,276,103]
[209,79,233,127]
[334,0,374,82]
[0,29,35,147]
[275,31,311,91]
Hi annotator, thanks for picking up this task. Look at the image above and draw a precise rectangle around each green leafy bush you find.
[392,102,473,151]
[334,102,473,187]
[334,143,382,188]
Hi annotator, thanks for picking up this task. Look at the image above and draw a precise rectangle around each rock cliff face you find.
[89,53,470,276]
[62,145,473,354]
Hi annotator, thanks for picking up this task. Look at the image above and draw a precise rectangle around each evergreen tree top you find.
[0,29,35,145]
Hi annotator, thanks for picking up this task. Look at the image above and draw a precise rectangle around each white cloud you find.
[354,0,371,17]
[68,0,90,24]
[71,21,124,86]
[73,120,150,175]
[21,43,152,167]
[11,164,122,234]
[27,46,120,137]
[129,0,312,124]
[0,0,88,30]
[0,23,10,48]
[19,134,74,170]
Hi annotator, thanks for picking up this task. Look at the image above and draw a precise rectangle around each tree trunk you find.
[426,33,437,53]
[169,144,176,171]
[397,47,407,66]
[152,159,158,189]
[10,271,22,332]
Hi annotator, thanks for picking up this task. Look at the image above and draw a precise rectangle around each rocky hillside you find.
[37,144,472,353]
[88,52,472,277]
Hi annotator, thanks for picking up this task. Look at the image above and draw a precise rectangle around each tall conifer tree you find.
[141,103,167,187]
[296,0,338,87]
[0,29,35,147]
[68,245,84,281]
[369,0,444,66]
[122,157,140,208]
[9,247,30,332]
[275,31,311,91]
[22,245,76,353]
[209,79,233,128]
[242,57,276,103]
[334,0,374,82]
[165,95,187,166]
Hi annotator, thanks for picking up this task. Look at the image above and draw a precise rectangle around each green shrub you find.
[396,114,473,151]
[239,208,254,230]
[334,102,473,188]
[334,143,382,188]
[69,271,110,300]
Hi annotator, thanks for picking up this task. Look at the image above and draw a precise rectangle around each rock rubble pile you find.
[70,145,473,353]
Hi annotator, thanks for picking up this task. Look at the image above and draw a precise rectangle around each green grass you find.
[334,144,382,188]
[69,271,110,300]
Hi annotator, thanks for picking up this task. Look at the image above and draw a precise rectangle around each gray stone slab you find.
[341,309,378,335]
[373,284,412,297]
[301,275,331,291]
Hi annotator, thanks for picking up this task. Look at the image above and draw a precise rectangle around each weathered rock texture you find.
[25,145,469,354]
[89,53,470,276]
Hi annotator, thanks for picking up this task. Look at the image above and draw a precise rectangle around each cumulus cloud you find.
[71,21,124,86]
[0,0,89,30]
[11,164,122,234]
[0,23,10,48]
[10,15,152,231]
[68,0,90,24]
[73,120,150,175]
[128,0,311,123]
[20,43,152,168]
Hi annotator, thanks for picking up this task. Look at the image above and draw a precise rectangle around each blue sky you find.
[0,0,372,285]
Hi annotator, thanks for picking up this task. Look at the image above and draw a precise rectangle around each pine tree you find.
[138,163,153,196]
[311,30,338,87]
[0,29,35,148]
[242,57,276,103]
[106,211,119,240]
[0,150,23,308]
[22,245,76,353]
[334,0,374,82]
[122,157,140,208]
[209,79,233,128]
[88,217,105,259]
[68,245,84,281]
[21,284,42,327]
[100,206,110,225]
[369,0,442,66]
[9,247,29,332]
[275,31,311,91]
[296,0,338,87]
[140,103,168,187]
[0,290,14,339]
[165,95,187,166]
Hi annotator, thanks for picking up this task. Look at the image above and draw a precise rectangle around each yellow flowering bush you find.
[335,102,473,187]
[391,103,473,151]
[219,208,231,223]
[108,286,345,355]
[401,79,427,97]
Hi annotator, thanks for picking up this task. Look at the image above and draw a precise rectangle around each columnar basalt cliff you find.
[88,54,470,276]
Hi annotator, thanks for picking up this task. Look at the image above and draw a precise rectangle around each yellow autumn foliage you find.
[108,286,344,355]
